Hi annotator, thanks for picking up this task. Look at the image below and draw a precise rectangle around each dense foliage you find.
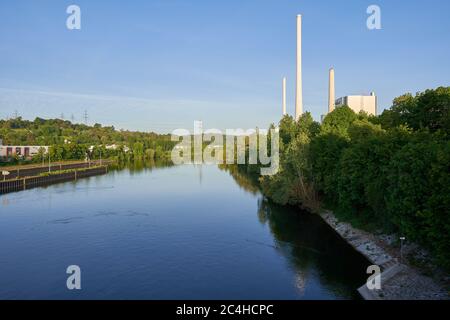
[0,118,175,164]
[247,87,450,269]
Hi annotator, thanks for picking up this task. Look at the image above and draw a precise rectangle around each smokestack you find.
[295,14,303,121]
[282,77,287,116]
[328,68,335,113]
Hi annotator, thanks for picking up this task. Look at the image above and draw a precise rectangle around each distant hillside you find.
[0,117,172,146]
[0,118,176,163]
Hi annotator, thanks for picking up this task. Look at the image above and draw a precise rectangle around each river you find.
[0,162,369,299]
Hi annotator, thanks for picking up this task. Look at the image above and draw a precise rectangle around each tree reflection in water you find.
[224,164,371,299]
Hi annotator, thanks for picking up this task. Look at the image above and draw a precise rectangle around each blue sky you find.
[0,0,449,133]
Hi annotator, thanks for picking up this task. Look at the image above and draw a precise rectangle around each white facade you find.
[90,144,130,153]
[335,93,377,115]
[0,145,49,158]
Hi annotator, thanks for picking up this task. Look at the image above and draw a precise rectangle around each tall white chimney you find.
[295,14,303,121]
[328,68,335,113]
[282,77,287,116]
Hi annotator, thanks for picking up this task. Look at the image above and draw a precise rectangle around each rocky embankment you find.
[320,210,449,300]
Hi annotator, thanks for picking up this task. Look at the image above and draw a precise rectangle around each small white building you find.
[90,144,130,153]
[0,139,48,159]
[335,92,377,116]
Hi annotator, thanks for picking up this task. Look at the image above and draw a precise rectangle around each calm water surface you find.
[0,163,369,299]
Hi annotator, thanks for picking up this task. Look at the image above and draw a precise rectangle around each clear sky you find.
[0,0,449,133]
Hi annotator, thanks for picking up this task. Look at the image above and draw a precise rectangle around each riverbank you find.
[0,160,96,171]
[320,210,449,300]
[1,160,112,181]
[0,165,108,195]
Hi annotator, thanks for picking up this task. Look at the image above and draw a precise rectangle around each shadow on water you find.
[224,165,371,299]
[258,199,370,299]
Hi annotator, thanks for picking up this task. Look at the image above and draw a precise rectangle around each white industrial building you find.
[0,140,48,159]
[327,68,378,116]
[322,94,377,121]
[335,93,377,116]
[281,16,378,121]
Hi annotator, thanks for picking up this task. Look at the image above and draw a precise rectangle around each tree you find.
[379,87,450,133]
[132,142,144,158]
[321,105,358,137]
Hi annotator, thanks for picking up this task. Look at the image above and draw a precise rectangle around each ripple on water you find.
[47,216,85,224]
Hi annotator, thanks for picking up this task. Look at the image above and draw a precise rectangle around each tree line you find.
[241,86,450,270]
[0,118,175,164]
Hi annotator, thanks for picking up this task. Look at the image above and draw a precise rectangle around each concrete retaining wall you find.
[0,166,108,195]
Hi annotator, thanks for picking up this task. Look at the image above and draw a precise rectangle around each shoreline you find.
[319,210,449,300]
[0,165,108,195]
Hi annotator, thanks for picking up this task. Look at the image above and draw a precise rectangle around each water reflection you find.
[0,161,370,299]
[109,159,175,172]
[224,164,370,299]
[219,164,260,195]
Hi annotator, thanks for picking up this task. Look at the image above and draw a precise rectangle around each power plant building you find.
[335,93,377,115]
[281,15,378,120]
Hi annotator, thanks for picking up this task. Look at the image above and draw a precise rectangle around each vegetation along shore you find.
[235,86,450,298]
